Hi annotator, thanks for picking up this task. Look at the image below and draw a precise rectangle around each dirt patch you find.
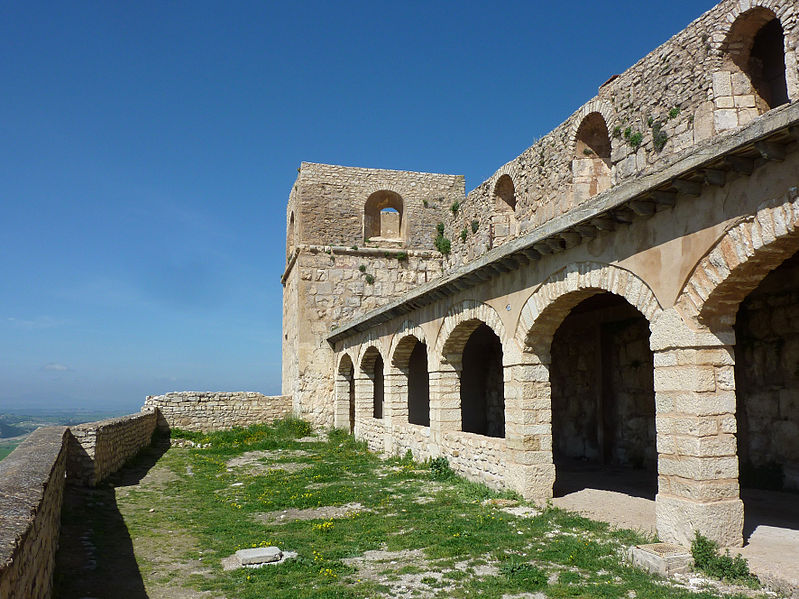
[552,489,656,535]
[225,449,311,474]
[255,502,367,524]
[343,549,498,598]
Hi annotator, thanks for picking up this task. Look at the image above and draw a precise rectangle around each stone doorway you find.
[460,323,504,438]
[550,293,656,500]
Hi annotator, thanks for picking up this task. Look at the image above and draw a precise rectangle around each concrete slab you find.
[235,547,282,565]
[629,543,693,576]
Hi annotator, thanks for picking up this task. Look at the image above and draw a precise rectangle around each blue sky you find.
[0,1,718,412]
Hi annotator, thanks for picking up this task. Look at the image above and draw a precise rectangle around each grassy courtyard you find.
[54,420,766,599]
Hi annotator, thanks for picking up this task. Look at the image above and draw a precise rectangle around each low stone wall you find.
[440,431,508,491]
[355,417,386,453]
[67,410,158,487]
[144,391,293,432]
[0,427,69,599]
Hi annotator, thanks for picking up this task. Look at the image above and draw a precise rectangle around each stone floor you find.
[551,462,799,597]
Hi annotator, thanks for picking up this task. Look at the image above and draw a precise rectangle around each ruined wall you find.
[735,252,799,490]
[67,410,158,487]
[442,0,798,268]
[0,427,68,599]
[144,392,292,432]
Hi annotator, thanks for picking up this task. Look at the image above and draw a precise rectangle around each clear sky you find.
[1,1,719,413]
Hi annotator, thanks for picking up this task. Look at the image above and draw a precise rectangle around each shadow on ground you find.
[53,437,170,599]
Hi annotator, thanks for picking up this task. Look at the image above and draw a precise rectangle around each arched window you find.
[717,8,789,130]
[494,175,516,212]
[364,190,403,242]
[572,112,612,205]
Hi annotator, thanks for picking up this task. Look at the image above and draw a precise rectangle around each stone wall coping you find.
[297,161,463,183]
[0,426,68,568]
[328,102,799,345]
[70,409,155,433]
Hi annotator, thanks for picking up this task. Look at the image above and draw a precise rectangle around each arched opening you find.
[572,113,612,204]
[336,354,355,433]
[360,347,385,420]
[550,293,656,500]
[494,175,516,212]
[734,250,799,538]
[461,323,504,438]
[364,190,403,242]
[287,212,295,260]
[408,342,429,426]
[722,8,789,118]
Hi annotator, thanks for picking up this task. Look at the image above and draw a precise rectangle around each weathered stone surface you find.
[629,543,693,576]
[236,547,282,565]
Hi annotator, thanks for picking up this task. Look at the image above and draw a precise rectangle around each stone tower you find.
[282,162,464,425]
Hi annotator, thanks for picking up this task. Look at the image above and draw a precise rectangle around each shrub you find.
[436,222,445,236]
[358,264,366,273]
[668,106,681,119]
[460,228,468,242]
[612,125,622,138]
[422,199,429,208]
[429,456,453,480]
[652,121,668,152]
[365,274,375,285]
[396,252,408,262]
[451,201,460,216]
[691,532,757,585]
[434,235,451,255]
[471,220,479,233]
[629,131,643,150]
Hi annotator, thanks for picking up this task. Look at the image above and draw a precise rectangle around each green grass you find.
[0,440,21,461]
[76,421,762,599]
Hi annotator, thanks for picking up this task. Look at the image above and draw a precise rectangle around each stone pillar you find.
[333,374,351,430]
[503,358,556,501]
[651,309,743,547]
[383,369,402,454]
[353,375,373,439]
[429,366,461,445]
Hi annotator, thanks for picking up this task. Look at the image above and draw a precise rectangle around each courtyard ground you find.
[53,420,785,599]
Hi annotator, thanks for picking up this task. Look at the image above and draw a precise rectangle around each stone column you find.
[353,375,373,439]
[429,365,461,446]
[333,374,351,430]
[503,357,556,502]
[383,369,403,454]
[651,309,743,547]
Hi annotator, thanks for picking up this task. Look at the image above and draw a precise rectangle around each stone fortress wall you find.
[284,0,799,551]
[0,392,290,598]
[144,391,293,432]
[441,0,798,269]
[282,163,463,426]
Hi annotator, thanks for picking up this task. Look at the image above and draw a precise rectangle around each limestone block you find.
[712,71,732,97]
[656,494,743,547]
[714,108,739,131]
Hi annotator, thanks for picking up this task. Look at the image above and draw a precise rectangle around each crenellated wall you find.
[144,391,293,432]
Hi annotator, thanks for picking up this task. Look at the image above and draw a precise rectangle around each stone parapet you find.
[144,391,292,432]
[67,410,158,487]
[0,427,69,599]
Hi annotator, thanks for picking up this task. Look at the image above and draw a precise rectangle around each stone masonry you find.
[284,0,799,550]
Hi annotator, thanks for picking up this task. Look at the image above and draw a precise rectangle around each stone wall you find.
[67,410,157,487]
[284,245,444,427]
[442,0,798,268]
[0,427,68,599]
[144,391,293,432]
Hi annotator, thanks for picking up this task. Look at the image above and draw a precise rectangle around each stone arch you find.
[676,189,799,328]
[358,345,385,419]
[571,111,613,204]
[390,323,430,428]
[494,174,516,212]
[364,190,404,242]
[569,99,616,155]
[710,2,797,131]
[334,352,356,432]
[435,300,516,368]
[516,262,662,360]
